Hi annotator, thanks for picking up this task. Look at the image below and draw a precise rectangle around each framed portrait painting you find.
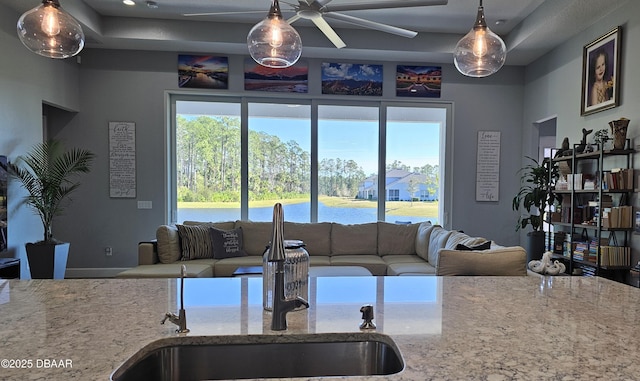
[581,26,621,116]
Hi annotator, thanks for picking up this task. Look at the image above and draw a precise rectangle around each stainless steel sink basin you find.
[111,333,404,381]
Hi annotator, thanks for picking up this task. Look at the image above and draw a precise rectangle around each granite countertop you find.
[1,275,640,380]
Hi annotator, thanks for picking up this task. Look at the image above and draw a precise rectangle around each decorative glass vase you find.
[262,239,309,311]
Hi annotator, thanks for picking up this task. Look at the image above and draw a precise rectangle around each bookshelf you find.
[547,143,634,281]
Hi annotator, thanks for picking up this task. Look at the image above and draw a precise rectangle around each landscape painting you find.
[396,65,442,98]
[244,58,308,93]
[321,62,383,96]
[178,55,228,89]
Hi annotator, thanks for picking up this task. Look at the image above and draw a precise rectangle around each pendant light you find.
[453,0,506,78]
[17,0,85,59]
[247,0,302,68]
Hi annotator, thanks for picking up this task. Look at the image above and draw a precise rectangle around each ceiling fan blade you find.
[183,10,265,17]
[287,14,302,24]
[311,17,346,49]
[324,12,417,38]
[310,0,334,7]
[323,0,447,12]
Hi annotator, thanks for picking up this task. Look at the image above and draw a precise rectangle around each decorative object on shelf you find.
[453,0,506,78]
[4,140,94,279]
[554,137,571,158]
[608,117,630,150]
[528,251,566,275]
[575,128,593,154]
[247,0,302,68]
[593,128,612,150]
[512,156,561,262]
[581,26,622,116]
[16,0,85,59]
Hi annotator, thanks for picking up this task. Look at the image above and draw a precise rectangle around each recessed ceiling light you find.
[146,1,158,8]
[123,0,135,6]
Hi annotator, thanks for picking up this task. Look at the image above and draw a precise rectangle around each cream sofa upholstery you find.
[116,221,527,278]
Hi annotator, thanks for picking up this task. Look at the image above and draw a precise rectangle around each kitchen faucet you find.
[268,203,309,331]
[161,264,190,333]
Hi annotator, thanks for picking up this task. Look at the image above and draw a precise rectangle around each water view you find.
[178,202,437,225]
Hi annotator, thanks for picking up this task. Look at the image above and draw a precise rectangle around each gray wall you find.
[522,1,640,265]
[0,2,527,277]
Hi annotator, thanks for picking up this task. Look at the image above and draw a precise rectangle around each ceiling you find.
[3,0,629,66]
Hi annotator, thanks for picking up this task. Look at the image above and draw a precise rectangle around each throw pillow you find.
[209,227,248,259]
[455,241,492,251]
[176,224,214,260]
[156,225,181,263]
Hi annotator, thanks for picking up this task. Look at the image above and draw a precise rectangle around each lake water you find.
[178,202,437,225]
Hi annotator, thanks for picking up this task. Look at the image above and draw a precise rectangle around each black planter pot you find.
[25,242,69,279]
[525,231,545,263]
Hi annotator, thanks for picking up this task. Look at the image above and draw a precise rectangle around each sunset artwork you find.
[244,59,309,93]
[178,55,229,89]
[396,65,442,98]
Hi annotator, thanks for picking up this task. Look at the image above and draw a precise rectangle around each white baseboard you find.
[65,268,130,278]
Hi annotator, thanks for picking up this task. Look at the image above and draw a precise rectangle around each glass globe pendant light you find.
[453,0,506,77]
[17,0,85,59]
[247,0,302,68]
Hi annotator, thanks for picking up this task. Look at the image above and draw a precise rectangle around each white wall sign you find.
[476,131,500,201]
[109,122,136,198]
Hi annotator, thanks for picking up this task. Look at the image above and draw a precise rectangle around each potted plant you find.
[512,156,560,262]
[3,140,94,279]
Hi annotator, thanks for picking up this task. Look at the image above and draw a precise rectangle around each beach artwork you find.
[178,55,228,89]
[321,62,383,96]
[396,65,442,98]
[244,58,308,93]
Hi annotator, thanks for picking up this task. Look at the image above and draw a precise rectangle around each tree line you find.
[177,115,439,202]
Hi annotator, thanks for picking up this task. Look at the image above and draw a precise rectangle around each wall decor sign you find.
[476,131,500,202]
[396,65,442,98]
[581,26,621,116]
[109,122,136,198]
[178,55,228,89]
[244,58,308,93]
[321,62,382,96]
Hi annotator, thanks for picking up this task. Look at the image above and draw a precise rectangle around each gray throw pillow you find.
[176,224,214,260]
[210,227,248,259]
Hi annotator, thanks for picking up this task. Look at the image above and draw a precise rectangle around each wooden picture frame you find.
[581,26,621,116]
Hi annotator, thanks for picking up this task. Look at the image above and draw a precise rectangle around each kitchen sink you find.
[111,332,404,380]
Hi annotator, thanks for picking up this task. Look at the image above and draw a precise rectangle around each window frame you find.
[167,92,452,228]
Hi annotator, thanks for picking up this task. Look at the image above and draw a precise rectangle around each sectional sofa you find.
[116,220,527,278]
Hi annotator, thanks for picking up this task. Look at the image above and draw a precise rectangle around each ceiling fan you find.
[184,0,449,49]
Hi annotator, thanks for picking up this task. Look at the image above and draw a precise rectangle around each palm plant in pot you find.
[4,140,94,279]
[512,156,561,262]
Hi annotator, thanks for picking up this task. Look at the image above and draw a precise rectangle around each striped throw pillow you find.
[176,224,214,260]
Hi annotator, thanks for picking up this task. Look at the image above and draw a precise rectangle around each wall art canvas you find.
[396,65,442,98]
[178,55,228,89]
[321,62,382,96]
[244,58,308,93]
[581,27,621,116]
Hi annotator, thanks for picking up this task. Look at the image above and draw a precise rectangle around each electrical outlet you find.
[105,247,113,256]
[137,201,153,209]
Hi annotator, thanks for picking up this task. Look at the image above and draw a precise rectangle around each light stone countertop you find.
[1,275,640,380]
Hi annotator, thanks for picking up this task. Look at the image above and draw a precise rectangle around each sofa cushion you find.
[116,260,215,278]
[156,225,181,263]
[330,223,378,256]
[377,222,419,255]
[330,255,387,276]
[435,247,527,276]
[415,222,435,260]
[176,224,214,260]
[309,256,331,267]
[210,227,248,259]
[284,222,332,256]
[382,254,427,265]
[445,231,487,250]
[235,221,272,256]
[428,227,453,267]
[387,262,436,276]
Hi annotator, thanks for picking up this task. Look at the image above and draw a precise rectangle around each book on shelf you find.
[602,206,634,228]
[603,168,634,190]
[599,246,631,267]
